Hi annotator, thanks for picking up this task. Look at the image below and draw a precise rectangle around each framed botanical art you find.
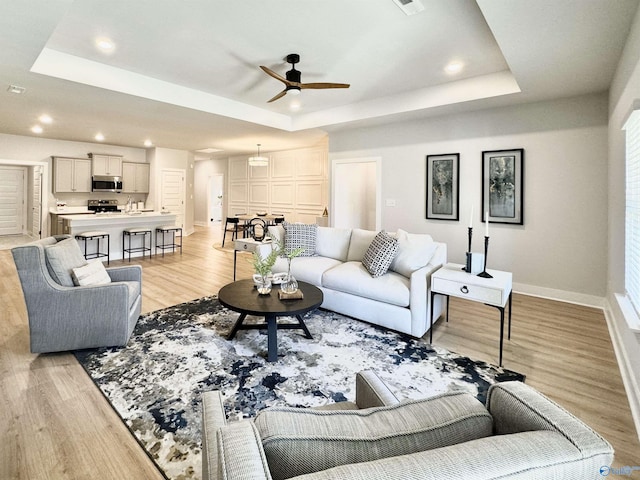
[481,149,524,225]
[426,153,459,220]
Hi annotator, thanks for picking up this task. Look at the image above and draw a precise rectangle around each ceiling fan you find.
[260,53,350,103]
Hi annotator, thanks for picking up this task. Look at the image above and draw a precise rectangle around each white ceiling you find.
[0,0,637,157]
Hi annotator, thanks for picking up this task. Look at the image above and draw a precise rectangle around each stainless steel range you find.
[88,199,120,213]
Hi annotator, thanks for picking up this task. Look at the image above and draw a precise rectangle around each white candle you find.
[485,211,489,237]
[469,206,474,228]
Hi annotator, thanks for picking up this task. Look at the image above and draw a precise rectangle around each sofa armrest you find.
[202,391,229,480]
[355,370,399,408]
[107,265,142,283]
[216,422,272,480]
[486,382,614,460]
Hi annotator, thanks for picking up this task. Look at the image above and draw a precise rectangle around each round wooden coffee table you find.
[218,279,323,362]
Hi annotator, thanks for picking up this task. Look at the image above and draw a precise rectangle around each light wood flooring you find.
[1,226,638,479]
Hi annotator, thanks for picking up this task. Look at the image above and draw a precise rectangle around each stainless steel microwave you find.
[92,175,123,193]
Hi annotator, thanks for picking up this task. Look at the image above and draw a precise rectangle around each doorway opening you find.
[208,174,224,228]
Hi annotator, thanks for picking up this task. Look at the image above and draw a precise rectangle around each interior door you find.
[332,159,380,230]
[161,169,185,229]
[0,167,26,236]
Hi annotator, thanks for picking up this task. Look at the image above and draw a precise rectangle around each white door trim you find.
[0,159,49,236]
[330,157,381,230]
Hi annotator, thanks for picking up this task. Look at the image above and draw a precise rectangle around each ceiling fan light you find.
[287,87,301,96]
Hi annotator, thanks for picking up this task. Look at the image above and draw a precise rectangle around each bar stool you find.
[155,226,183,257]
[122,228,152,262]
[75,231,110,265]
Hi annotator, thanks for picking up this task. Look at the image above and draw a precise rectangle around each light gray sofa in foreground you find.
[202,373,614,480]
[12,235,142,353]
[261,225,447,338]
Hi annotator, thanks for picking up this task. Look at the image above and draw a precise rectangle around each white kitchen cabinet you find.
[53,157,92,193]
[91,154,123,176]
[122,162,150,193]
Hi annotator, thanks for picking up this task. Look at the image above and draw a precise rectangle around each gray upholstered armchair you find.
[11,235,142,353]
[202,373,614,480]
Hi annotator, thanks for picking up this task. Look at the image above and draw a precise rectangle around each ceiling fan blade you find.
[260,66,291,86]
[267,89,288,103]
[300,82,350,90]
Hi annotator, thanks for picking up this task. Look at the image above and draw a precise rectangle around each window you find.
[624,109,640,318]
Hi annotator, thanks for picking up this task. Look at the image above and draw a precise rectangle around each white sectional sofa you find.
[261,225,446,338]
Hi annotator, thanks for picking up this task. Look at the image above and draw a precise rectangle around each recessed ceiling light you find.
[144,139,153,147]
[290,100,301,112]
[95,133,105,141]
[95,37,115,53]
[31,125,43,134]
[445,62,464,74]
[39,114,52,124]
[7,84,26,94]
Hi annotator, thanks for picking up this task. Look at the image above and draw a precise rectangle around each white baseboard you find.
[512,282,605,309]
[603,298,640,442]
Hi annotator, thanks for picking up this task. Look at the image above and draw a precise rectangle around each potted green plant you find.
[251,248,279,294]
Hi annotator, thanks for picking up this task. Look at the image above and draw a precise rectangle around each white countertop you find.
[60,212,176,227]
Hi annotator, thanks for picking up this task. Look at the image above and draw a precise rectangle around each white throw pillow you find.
[44,238,88,287]
[389,229,438,277]
[347,229,378,262]
[71,260,112,286]
[362,230,399,277]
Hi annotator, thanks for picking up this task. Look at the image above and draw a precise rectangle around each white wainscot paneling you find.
[229,183,248,203]
[271,152,295,179]
[296,211,320,224]
[250,163,269,179]
[296,181,324,208]
[229,158,248,181]
[297,149,325,178]
[249,183,269,205]
[271,183,294,207]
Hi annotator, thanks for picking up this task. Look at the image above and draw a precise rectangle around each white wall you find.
[607,4,640,439]
[329,93,608,302]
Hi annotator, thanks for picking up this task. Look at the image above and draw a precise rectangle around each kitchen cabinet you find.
[122,162,150,193]
[53,157,92,193]
[91,154,123,176]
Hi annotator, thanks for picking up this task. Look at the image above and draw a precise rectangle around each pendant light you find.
[248,144,268,167]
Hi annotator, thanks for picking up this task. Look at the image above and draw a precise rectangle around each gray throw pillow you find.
[254,391,493,480]
[283,222,317,257]
[362,230,399,277]
[44,238,88,287]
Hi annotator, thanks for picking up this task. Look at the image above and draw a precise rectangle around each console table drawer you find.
[432,277,504,305]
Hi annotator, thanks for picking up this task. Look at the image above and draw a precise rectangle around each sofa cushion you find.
[44,238,88,287]
[71,260,112,286]
[275,256,342,286]
[254,391,493,480]
[323,262,410,307]
[346,229,378,261]
[315,227,352,261]
[268,224,285,245]
[389,229,438,278]
[283,222,317,257]
[362,230,399,277]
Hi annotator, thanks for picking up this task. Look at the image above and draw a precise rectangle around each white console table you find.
[430,263,513,366]
[233,238,272,281]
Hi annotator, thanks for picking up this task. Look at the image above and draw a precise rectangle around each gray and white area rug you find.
[74,296,524,480]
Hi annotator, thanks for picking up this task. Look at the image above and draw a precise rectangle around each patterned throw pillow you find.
[362,230,399,277]
[283,222,317,257]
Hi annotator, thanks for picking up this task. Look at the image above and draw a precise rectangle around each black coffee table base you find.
[227,313,313,362]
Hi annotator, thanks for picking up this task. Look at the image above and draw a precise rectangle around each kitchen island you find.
[60,212,178,260]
